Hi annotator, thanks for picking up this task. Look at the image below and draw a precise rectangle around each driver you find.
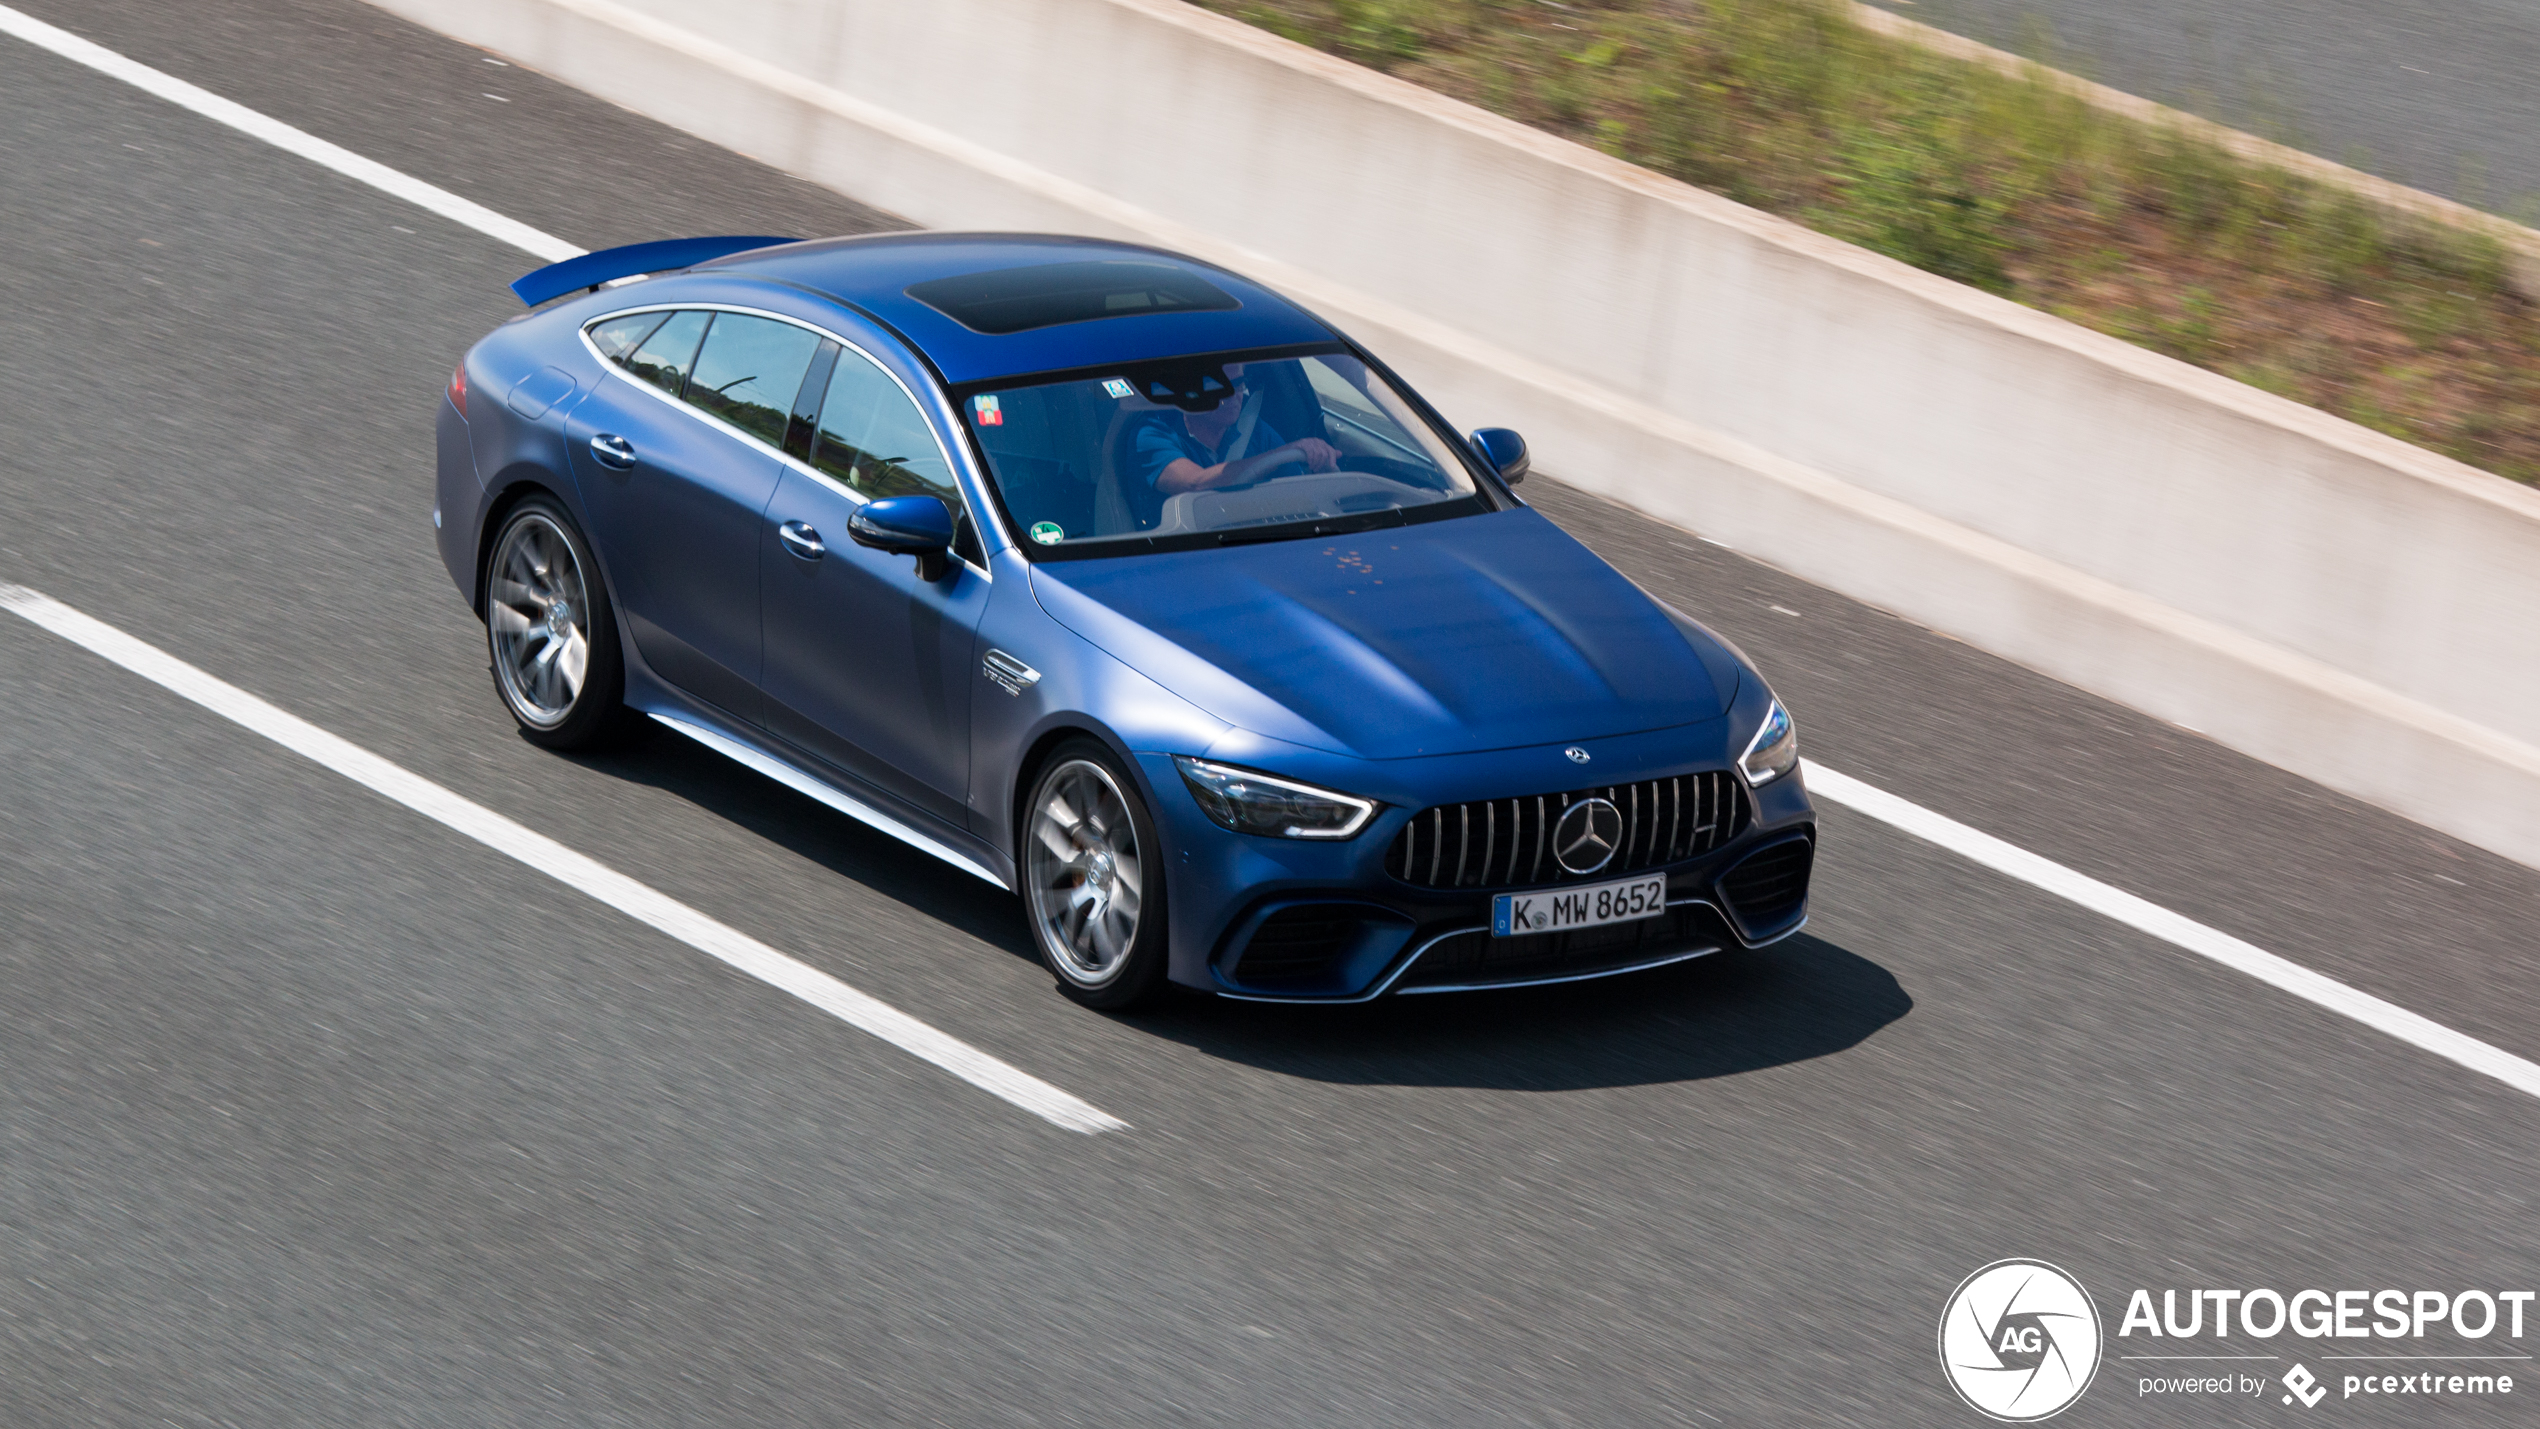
[1135,364,1342,496]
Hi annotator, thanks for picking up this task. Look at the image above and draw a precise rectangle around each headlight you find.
[1173,756,1377,839]
[1739,698,1799,786]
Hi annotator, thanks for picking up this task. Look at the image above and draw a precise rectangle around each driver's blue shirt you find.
[1132,411,1288,490]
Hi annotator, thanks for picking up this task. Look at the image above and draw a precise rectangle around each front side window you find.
[962,347,1482,554]
[811,346,957,502]
[684,313,822,447]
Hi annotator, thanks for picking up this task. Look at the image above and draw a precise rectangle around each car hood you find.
[1028,508,1739,760]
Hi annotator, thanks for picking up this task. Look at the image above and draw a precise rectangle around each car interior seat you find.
[1094,397,1171,534]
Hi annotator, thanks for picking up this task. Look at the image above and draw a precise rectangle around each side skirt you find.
[650,712,1012,891]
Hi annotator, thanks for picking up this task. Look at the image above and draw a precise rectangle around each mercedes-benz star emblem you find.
[1564,746,1591,763]
[1553,797,1624,875]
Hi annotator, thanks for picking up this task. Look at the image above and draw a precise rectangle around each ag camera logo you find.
[1940,1260,2104,1420]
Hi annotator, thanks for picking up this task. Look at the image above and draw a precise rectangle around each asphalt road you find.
[1862,0,2540,215]
[2,2,2537,1425]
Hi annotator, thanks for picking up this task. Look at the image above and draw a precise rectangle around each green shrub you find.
[1196,0,2540,484]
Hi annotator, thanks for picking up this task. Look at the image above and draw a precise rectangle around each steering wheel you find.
[1338,455,1446,489]
[1210,452,1307,494]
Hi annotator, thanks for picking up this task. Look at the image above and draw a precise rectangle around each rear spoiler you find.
[509,235,799,307]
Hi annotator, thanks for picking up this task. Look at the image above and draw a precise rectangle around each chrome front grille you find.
[1383,771,1749,889]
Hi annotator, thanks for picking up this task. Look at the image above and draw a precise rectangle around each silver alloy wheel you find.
[1025,758,1146,988]
[486,512,593,729]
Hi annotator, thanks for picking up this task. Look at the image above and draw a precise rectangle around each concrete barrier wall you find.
[366,0,2540,869]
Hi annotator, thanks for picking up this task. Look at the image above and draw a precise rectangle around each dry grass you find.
[1199,0,2540,482]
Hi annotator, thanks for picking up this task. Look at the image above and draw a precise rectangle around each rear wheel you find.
[1022,740,1170,1009]
[484,496,626,749]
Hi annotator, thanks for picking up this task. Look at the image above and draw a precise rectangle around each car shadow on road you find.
[545,724,1906,1091]
[1120,932,1910,1091]
[543,720,1045,963]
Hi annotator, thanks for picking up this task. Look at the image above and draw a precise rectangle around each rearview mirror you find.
[848,495,956,581]
[1469,427,1529,485]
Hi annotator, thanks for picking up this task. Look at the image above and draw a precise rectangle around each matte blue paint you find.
[847,494,956,554]
[1030,508,1729,759]
[763,475,986,827]
[504,366,580,420]
[442,232,1815,1001]
[1468,427,1530,483]
[510,236,799,308]
[563,359,778,722]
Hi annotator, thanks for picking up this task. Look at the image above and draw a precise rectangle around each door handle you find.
[778,520,825,561]
[588,433,636,469]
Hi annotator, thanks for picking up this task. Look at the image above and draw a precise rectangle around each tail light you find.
[447,361,467,417]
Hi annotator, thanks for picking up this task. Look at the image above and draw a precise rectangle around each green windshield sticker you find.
[1028,521,1065,545]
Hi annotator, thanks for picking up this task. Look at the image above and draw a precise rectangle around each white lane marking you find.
[5,4,2532,1110]
[0,3,578,264]
[0,585,1126,1135]
[0,17,1110,1127]
[1803,762,2540,1101]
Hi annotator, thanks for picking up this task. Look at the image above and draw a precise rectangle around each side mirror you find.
[1469,427,1529,485]
[848,494,956,581]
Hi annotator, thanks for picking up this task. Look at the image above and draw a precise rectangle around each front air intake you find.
[1232,905,1360,988]
[1718,836,1813,938]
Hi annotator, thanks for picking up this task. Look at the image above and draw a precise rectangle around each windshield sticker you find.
[1028,521,1065,545]
[1101,378,1134,400]
[974,393,1003,426]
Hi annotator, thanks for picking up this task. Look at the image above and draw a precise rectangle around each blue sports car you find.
[435,232,1814,1008]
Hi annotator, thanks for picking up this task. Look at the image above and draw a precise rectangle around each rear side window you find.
[621,309,709,397]
[684,313,822,447]
[810,346,956,502]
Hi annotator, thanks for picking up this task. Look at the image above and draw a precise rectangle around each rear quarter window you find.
[588,311,668,364]
[619,309,710,397]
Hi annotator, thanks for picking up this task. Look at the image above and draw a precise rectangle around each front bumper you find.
[1203,828,1813,1002]
[1134,723,1817,1000]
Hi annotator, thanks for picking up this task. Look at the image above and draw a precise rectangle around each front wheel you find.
[1022,741,1170,1009]
[483,496,626,749]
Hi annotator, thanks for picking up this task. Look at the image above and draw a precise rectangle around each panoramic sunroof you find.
[904,260,1240,335]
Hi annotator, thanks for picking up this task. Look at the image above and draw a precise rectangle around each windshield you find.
[958,348,1484,553]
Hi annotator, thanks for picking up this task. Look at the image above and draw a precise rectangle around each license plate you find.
[1492,874,1668,937]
